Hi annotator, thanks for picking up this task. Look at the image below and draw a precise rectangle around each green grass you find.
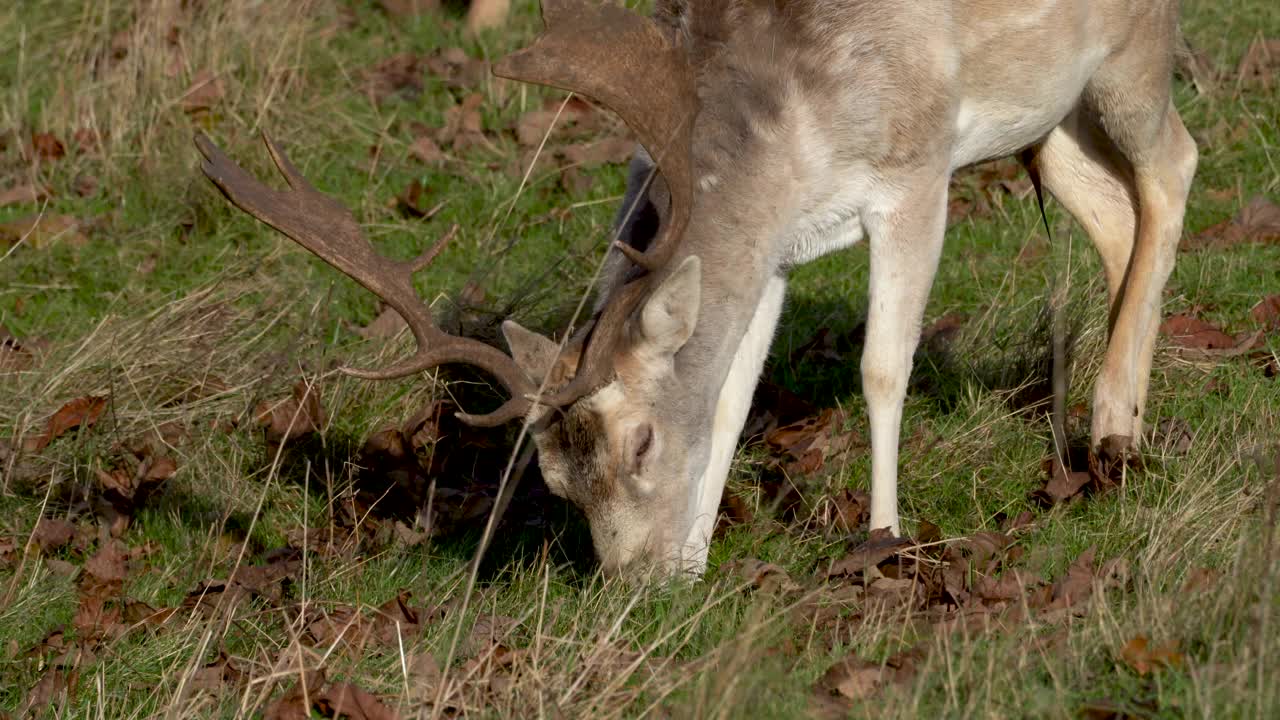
[2,1,1279,718]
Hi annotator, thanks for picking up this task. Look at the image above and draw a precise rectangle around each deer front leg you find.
[861,177,949,535]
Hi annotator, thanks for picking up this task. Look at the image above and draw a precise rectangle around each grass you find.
[2,0,1279,718]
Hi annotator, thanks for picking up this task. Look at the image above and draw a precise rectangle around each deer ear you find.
[638,255,701,357]
[502,321,560,384]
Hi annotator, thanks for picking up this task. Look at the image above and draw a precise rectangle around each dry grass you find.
[2,1,1279,718]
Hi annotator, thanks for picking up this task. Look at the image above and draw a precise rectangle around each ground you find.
[1,1,1278,718]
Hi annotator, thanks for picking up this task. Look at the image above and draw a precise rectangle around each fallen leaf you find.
[920,312,966,349]
[729,558,799,593]
[181,69,224,114]
[73,174,99,198]
[424,47,489,90]
[0,183,48,206]
[188,651,246,693]
[31,132,65,160]
[32,518,77,553]
[1236,37,1280,88]
[826,530,913,579]
[263,671,326,720]
[1,325,46,372]
[1032,454,1092,506]
[0,213,89,248]
[408,134,443,164]
[1250,295,1280,329]
[358,305,409,340]
[361,53,427,103]
[1047,546,1097,610]
[1159,314,1238,350]
[25,396,109,452]
[561,136,635,168]
[1187,195,1280,249]
[314,683,402,720]
[255,381,325,446]
[1120,635,1184,675]
[21,668,70,716]
[395,179,444,218]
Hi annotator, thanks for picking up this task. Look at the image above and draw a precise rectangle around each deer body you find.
[513,0,1195,574]
[201,0,1195,578]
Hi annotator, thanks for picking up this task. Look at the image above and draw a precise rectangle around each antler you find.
[493,0,699,408]
[194,132,535,427]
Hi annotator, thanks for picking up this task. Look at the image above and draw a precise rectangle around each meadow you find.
[1,1,1278,717]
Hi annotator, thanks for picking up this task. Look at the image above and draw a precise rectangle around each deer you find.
[196,0,1197,577]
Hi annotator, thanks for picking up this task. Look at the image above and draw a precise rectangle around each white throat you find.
[679,274,788,572]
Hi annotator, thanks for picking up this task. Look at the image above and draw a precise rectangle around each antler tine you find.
[493,0,699,407]
[493,0,696,274]
[194,132,535,427]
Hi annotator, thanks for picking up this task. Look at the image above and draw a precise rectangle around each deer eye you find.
[630,423,654,476]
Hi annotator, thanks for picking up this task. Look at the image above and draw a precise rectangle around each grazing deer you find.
[197,0,1196,577]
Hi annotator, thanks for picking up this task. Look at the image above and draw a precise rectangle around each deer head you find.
[198,0,715,575]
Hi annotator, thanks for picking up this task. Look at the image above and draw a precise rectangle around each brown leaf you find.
[361,53,426,103]
[84,540,128,586]
[395,179,444,218]
[1159,314,1238,350]
[0,213,89,249]
[32,518,77,554]
[31,132,66,160]
[424,47,490,90]
[255,381,325,445]
[729,558,799,593]
[73,174,99,198]
[1236,37,1280,88]
[263,671,326,720]
[180,69,224,114]
[1188,195,1280,249]
[1120,635,1184,675]
[358,305,409,340]
[21,668,70,716]
[26,396,108,452]
[408,134,443,164]
[1032,454,1092,506]
[315,683,402,720]
[1251,294,1280,329]
[816,645,923,705]
[920,312,966,349]
[561,137,635,168]
[826,530,913,579]
[188,651,246,693]
[0,183,49,206]
[1047,546,1097,610]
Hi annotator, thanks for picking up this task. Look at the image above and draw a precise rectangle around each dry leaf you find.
[561,136,635,168]
[1250,295,1280,329]
[1236,37,1280,88]
[1120,635,1184,675]
[408,134,443,164]
[1187,195,1280,249]
[25,396,109,452]
[0,213,89,248]
[31,132,65,160]
[181,69,224,114]
[255,381,325,445]
[0,183,48,206]
[1159,314,1238,350]
[358,306,409,340]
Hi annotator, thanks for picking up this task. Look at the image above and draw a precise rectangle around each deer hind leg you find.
[1064,39,1197,451]
[862,174,949,535]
